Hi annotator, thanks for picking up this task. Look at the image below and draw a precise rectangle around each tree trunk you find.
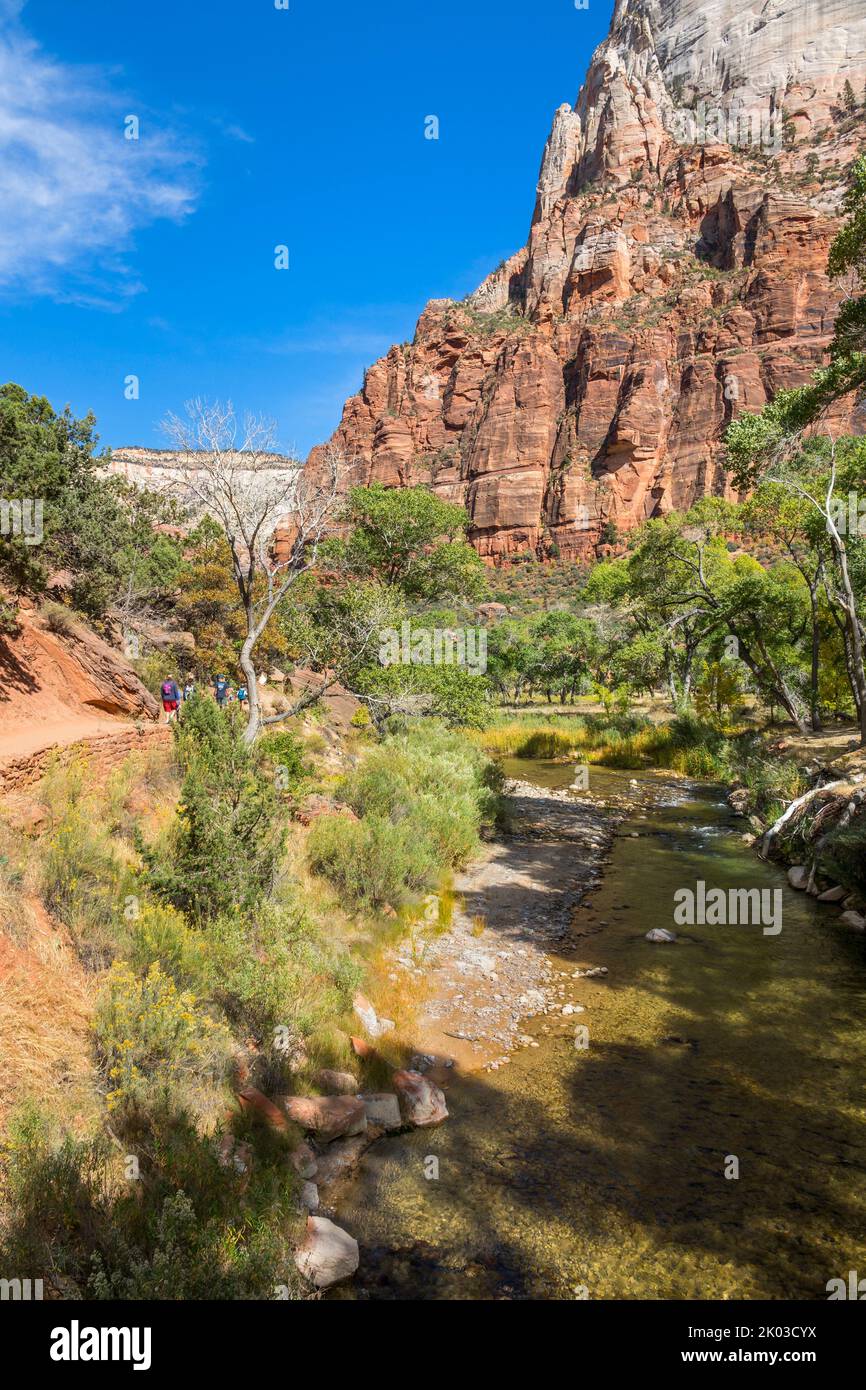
[826,521,866,745]
[240,617,260,746]
[809,586,822,732]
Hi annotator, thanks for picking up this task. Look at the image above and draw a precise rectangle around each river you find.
[333,760,866,1300]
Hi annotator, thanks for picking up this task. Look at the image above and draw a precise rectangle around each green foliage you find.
[140,697,286,922]
[0,383,181,620]
[308,721,498,910]
[175,516,291,677]
[323,482,487,602]
[0,1104,301,1300]
[822,817,866,896]
[209,898,361,1053]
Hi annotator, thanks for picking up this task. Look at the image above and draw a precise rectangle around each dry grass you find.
[0,901,100,1135]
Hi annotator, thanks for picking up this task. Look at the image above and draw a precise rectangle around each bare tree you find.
[162,399,354,744]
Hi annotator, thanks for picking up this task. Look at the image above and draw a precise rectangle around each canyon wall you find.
[310,0,866,562]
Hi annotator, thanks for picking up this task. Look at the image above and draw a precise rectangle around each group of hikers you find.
[160,672,249,723]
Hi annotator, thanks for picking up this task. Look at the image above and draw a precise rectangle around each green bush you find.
[818,818,866,897]
[210,898,361,1051]
[308,812,438,911]
[140,697,286,922]
[308,721,498,910]
[0,1104,301,1300]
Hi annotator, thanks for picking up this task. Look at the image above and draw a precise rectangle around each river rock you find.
[352,992,396,1039]
[393,1069,448,1127]
[817,885,847,903]
[646,928,677,943]
[280,1094,366,1141]
[787,865,809,890]
[237,1085,288,1131]
[314,1130,381,1189]
[313,1069,360,1095]
[289,1142,318,1179]
[300,1181,319,1212]
[361,1092,402,1130]
[294,1216,359,1289]
[840,910,866,931]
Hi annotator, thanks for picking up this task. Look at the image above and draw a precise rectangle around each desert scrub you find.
[39,760,137,969]
[208,898,361,1063]
[0,1104,302,1300]
[95,961,233,1118]
[308,720,499,910]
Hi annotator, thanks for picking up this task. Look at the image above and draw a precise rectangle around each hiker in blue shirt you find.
[213,674,229,708]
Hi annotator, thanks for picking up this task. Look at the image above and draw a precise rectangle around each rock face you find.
[309,0,866,562]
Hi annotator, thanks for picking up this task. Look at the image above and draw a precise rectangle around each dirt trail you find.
[0,714,137,765]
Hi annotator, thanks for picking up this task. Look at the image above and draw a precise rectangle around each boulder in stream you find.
[361,1092,403,1131]
[787,865,809,890]
[646,928,677,943]
[294,1216,359,1288]
[393,1069,448,1127]
[817,885,847,903]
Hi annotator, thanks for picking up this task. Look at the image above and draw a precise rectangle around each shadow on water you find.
[333,763,866,1300]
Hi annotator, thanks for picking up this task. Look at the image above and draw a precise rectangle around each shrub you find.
[0,1104,301,1300]
[95,961,233,1116]
[308,721,498,910]
[210,898,361,1053]
[39,759,134,969]
[140,697,285,922]
[821,817,866,897]
[308,812,438,911]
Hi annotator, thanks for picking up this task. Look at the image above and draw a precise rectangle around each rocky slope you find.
[310,0,866,562]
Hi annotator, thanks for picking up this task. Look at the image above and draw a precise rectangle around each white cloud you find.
[0,6,201,304]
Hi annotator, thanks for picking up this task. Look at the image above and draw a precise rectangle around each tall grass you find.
[475,712,735,778]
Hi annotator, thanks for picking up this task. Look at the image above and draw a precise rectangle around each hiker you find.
[237,681,248,711]
[182,677,195,702]
[161,676,181,724]
[213,673,229,708]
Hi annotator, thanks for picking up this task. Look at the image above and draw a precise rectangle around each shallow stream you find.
[335,762,866,1299]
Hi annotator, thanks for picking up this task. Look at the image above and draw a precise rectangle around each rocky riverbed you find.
[390,777,624,1074]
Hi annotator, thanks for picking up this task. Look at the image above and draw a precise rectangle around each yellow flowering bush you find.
[96,961,232,1112]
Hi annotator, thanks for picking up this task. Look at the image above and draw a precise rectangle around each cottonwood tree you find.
[162,399,357,743]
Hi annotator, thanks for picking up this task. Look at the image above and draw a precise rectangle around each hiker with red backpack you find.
[161,676,181,723]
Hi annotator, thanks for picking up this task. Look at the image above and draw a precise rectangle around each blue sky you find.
[0,0,612,458]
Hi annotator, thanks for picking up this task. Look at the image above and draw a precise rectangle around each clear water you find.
[334,762,866,1300]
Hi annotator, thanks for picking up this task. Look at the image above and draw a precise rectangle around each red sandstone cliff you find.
[310,0,866,562]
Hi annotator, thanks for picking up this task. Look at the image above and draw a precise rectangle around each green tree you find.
[139,696,287,923]
[325,482,488,602]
